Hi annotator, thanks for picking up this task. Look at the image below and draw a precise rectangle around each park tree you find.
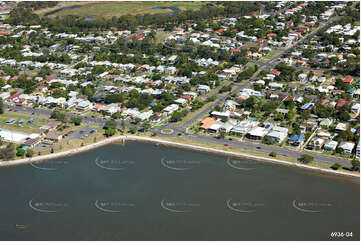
[0,98,3,114]
[351,159,360,171]
[269,152,277,157]
[104,128,116,137]
[0,144,16,160]
[51,111,67,123]
[299,154,314,164]
[330,163,342,170]
[71,116,82,126]
[170,111,184,122]
[26,149,34,157]
[104,120,117,130]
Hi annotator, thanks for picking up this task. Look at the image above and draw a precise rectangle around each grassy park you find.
[37,2,208,19]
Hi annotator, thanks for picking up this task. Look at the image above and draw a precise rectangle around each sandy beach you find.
[0,135,359,178]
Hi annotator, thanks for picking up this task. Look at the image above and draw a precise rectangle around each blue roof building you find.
[288,134,305,146]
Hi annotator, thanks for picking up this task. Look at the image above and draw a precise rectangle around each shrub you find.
[269,152,277,157]
[104,128,116,137]
[71,116,82,126]
[16,148,25,157]
[351,159,360,171]
[263,136,276,145]
[104,120,117,130]
[299,154,314,164]
[330,163,342,170]
[26,149,34,157]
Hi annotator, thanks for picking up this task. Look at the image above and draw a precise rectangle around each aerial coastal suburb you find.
[0,1,359,241]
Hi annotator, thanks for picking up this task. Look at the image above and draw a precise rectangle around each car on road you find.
[256,146,261,149]
[224,144,229,147]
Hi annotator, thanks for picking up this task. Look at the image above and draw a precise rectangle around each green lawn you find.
[41,2,208,19]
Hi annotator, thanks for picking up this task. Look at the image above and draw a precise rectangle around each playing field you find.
[37,1,208,19]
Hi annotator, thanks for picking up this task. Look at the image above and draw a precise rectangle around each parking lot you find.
[66,126,97,139]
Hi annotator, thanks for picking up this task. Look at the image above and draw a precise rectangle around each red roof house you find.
[9,93,20,100]
[343,76,353,83]
[135,34,145,40]
[336,99,347,108]
[230,48,240,53]
[215,29,225,34]
[270,69,281,76]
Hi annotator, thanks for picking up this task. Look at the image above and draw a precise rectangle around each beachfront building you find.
[338,142,355,155]
[287,134,305,146]
[231,120,258,136]
[265,126,288,143]
[323,140,338,151]
[246,127,267,140]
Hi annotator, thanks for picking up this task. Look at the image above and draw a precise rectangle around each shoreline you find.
[0,135,359,179]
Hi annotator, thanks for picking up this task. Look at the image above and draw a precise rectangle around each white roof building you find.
[338,142,355,154]
[324,140,338,151]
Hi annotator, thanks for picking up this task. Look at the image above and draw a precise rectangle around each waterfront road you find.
[171,133,353,169]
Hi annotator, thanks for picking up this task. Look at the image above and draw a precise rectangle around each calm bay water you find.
[0,142,359,240]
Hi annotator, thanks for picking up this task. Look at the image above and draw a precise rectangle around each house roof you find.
[24,137,41,146]
[200,117,216,130]
[46,131,61,140]
[270,69,280,76]
[289,134,305,142]
[336,99,347,108]
[343,76,353,83]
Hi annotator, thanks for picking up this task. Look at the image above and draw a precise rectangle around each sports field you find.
[37,2,207,19]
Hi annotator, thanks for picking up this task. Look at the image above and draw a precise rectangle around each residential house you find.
[77,100,93,111]
[200,117,216,130]
[335,123,347,133]
[266,126,289,143]
[197,85,210,94]
[246,126,267,140]
[287,134,305,146]
[308,137,325,149]
[163,104,179,116]
[323,140,338,151]
[338,142,355,154]
[231,120,258,136]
